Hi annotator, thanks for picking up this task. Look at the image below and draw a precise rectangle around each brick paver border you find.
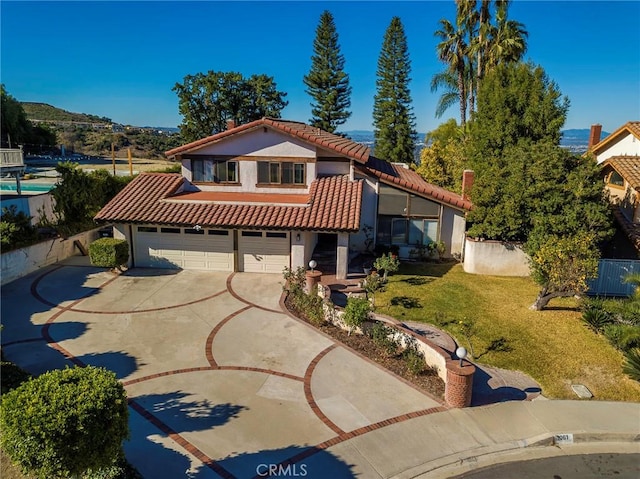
[25,266,447,479]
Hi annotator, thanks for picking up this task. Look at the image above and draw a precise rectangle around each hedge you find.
[89,238,129,269]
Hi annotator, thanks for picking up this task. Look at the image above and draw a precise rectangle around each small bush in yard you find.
[369,322,399,356]
[89,238,129,269]
[581,307,613,333]
[403,338,426,376]
[343,297,371,335]
[0,366,129,479]
[283,266,325,325]
[603,324,640,352]
[623,348,640,382]
[0,361,31,395]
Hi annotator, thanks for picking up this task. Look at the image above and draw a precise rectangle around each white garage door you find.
[134,225,234,271]
[238,230,290,273]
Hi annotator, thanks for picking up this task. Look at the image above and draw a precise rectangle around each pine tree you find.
[373,17,417,163]
[303,11,351,133]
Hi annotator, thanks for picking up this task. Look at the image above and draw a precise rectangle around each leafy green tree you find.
[373,17,417,163]
[173,71,288,142]
[0,366,129,479]
[303,10,351,133]
[415,119,465,193]
[52,162,132,230]
[468,62,569,160]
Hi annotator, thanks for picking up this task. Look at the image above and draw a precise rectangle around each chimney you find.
[226,119,236,130]
[588,124,602,150]
[462,170,474,202]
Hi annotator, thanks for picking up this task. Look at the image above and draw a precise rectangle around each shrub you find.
[403,341,426,376]
[343,297,371,335]
[623,348,640,382]
[89,238,129,269]
[374,253,400,281]
[0,361,31,394]
[282,266,324,325]
[369,322,399,356]
[582,307,614,333]
[603,324,640,352]
[0,205,40,251]
[0,366,129,479]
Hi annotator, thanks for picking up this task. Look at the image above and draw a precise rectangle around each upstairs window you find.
[606,170,624,187]
[258,161,305,185]
[192,158,238,183]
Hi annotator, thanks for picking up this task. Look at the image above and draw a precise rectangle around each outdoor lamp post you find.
[309,260,317,272]
[456,346,467,367]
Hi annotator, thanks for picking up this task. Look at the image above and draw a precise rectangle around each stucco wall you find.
[1,193,56,225]
[1,227,101,285]
[463,237,531,276]
[350,175,378,252]
[440,206,466,258]
[596,133,640,164]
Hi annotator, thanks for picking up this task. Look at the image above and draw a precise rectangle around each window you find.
[208,230,229,236]
[378,216,439,246]
[607,171,624,187]
[192,158,238,183]
[257,161,305,185]
[266,232,287,239]
[160,227,181,234]
[184,228,205,235]
[138,226,157,233]
[242,231,262,237]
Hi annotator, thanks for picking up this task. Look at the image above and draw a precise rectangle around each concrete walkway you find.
[1,262,638,478]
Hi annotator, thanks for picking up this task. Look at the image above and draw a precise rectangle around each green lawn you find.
[374,262,640,401]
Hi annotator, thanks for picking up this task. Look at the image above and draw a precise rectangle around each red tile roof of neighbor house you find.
[165,118,371,164]
[360,156,473,211]
[603,155,640,190]
[95,173,363,232]
[592,121,640,155]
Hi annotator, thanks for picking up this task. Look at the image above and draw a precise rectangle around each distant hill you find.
[21,102,112,124]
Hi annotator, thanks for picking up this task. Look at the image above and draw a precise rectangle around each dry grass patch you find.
[375,262,640,401]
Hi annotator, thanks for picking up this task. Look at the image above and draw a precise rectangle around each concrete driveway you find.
[1,262,442,478]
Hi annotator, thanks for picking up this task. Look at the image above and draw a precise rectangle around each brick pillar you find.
[305,270,322,294]
[461,170,474,202]
[445,359,475,408]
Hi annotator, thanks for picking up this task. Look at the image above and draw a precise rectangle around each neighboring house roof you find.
[592,121,640,155]
[602,156,640,190]
[95,173,363,232]
[360,156,473,211]
[165,118,371,164]
[612,206,640,252]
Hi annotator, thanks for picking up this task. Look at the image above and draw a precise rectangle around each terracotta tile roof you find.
[592,121,640,154]
[169,191,310,205]
[603,155,640,190]
[166,118,371,164]
[359,157,472,211]
[95,173,362,232]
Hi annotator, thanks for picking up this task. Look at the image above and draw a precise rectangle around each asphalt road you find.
[454,453,640,479]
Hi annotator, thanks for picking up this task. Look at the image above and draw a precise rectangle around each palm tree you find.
[434,17,468,124]
[486,1,528,69]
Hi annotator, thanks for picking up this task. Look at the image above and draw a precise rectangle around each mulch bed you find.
[286,297,445,400]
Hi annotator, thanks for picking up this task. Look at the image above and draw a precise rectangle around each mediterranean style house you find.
[95,118,471,278]
[588,122,640,253]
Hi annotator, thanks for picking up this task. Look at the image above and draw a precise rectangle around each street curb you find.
[399,432,640,478]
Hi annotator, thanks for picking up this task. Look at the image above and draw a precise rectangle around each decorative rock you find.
[571,384,593,399]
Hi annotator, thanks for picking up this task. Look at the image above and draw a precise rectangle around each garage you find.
[238,230,290,273]
[134,225,234,271]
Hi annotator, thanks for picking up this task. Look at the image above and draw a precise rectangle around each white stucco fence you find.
[1,193,56,226]
[1,228,101,285]
[463,237,531,276]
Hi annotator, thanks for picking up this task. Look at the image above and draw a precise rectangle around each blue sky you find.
[2,1,639,134]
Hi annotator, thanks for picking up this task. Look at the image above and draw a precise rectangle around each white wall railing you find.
[0,148,24,167]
